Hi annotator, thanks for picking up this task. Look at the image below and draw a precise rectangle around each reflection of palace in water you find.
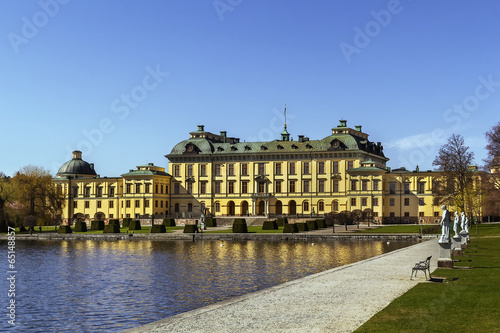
[54,120,489,224]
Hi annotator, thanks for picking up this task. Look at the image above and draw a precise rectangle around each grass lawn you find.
[355,223,500,333]
[203,226,286,233]
[356,225,440,234]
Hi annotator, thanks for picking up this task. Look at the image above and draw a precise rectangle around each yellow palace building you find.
[54,151,171,223]
[166,121,444,223]
[55,120,484,224]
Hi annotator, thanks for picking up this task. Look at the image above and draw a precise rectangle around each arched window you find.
[303,201,309,212]
[188,203,193,212]
[332,200,339,212]
[174,203,180,212]
[318,201,324,212]
[215,201,220,212]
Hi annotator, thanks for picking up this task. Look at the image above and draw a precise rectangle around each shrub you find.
[151,225,166,233]
[316,219,327,228]
[122,218,132,228]
[183,224,198,233]
[306,220,318,230]
[128,220,141,231]
[296,222,309,232]
[57,226,72,234]
[262,220,278,230]
[205,217,217,227]
[108,219,120,227]
[277,217,288,227]
[91,220,105,231]
[232,218,248,233]
[103,224,120,233]
[162,218,176,227]
[74,221,87,232]
[283,223,299,233]
[422,225,441,234]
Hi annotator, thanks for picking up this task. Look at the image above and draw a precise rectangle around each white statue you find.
[439,205,451,243]
[465,216,469,233]
[453,211,460,237]
[461,212,466,231]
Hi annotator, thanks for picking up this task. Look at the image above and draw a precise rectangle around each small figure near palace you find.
[453,211,460,237]
[439,205,451,243]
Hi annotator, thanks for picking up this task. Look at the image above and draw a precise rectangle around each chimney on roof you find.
[355,125,362,132]
[197,125,205,131]
[90,163,94,170]
[339,120,347,127]
[298,135,304,142]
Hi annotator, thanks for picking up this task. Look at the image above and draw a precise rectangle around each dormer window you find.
[244,145,251,151]
[306,144,313,149]
[217,147,224,152]
[260,145,268,150]
[291,144,298,149]
[231,146,237,151]
[277,145,284,150]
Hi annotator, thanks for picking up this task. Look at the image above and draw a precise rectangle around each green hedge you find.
[205,217,217,227]
[296,222,309,232]
[316,219,327,228]
[91,220,105,231]
[128,220,141,231]
[151,225,166,233]
[108,219,120,227]
[162,218,176,227]
[183,224,198,233]
[122,218,132,228]
[74,221,87,232]
[306,220,318,230]
[277,217,288,227]
[283,223,298,233]
[232,218,248,233]
[262,220,278,230]
[57,225,72,234]
[103,224,120,233]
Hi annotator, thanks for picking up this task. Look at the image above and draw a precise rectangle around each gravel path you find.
[123,239,439,333]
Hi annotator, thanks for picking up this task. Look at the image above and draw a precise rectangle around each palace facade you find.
[55,120,490,224]
[54,151,171,223]
[166,121,444,223]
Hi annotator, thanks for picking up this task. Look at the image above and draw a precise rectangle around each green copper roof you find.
[166,124,387,161]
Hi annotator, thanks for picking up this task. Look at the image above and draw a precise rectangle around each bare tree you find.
[485,121,500,189]
[432,134,475,213]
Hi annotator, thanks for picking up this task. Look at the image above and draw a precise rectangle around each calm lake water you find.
[0,238,417,332]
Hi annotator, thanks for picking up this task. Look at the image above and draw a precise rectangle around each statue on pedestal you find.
[453,211,460,237]
[461,212,466,231]
[439,205,451,243]
[464,216,469,233]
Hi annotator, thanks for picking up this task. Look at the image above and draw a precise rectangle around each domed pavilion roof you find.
[56,151,97,178]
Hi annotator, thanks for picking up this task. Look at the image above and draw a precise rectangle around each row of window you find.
[388,182,426,194]
[173,161,354,177]
[74,183,169,198]
[73,200,169,209]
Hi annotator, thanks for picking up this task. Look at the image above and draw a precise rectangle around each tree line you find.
[0,166,64,232]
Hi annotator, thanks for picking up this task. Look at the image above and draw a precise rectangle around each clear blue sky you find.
[1,0,499,177]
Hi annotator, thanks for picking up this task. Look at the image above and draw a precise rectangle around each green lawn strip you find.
[355,226,500,333]
[203,226,285,234]
[356,225,439,234]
